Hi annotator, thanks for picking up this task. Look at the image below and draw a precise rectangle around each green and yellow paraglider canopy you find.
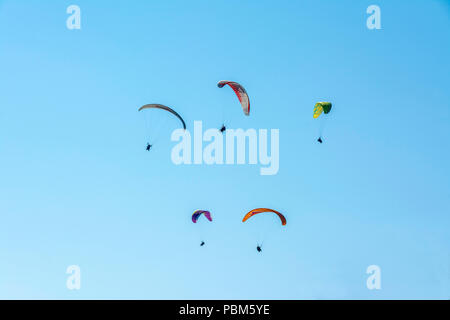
[313,102,332,119]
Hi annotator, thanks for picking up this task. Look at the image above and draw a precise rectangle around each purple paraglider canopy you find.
[192,210,212,223]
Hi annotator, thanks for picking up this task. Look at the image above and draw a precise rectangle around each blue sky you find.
[0,0,449,299]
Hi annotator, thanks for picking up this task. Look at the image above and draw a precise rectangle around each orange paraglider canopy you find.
[242,208,286,226]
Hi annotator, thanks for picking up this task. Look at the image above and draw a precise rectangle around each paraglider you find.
[243,208,286,252]
[313,102,332,143]
[139,104,186,149]
[242,208,286,226]
[192,210,212,247]
[217,81,250,116]
[139,104,186,129]
[216,80,250,132]
[192,210,212,223]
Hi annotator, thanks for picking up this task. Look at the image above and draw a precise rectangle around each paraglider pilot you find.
[146,143,152,151]
[317,137,323,144]
[200,241,205,247]
[220,124,226,133]
[256,245,262,252]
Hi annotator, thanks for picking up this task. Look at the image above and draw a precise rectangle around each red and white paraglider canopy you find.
[217,80,250,116]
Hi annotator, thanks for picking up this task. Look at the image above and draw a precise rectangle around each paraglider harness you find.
[220,125,226,133]
[146,143,152,151]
